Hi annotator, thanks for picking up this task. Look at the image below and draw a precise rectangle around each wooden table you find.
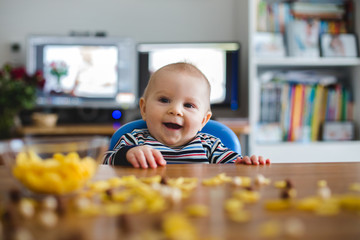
[1,163,360,240]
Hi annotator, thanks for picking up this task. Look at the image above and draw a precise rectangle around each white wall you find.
[0,0,249,115]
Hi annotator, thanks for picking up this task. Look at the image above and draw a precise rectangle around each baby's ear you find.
[139,97,146,121]
[200,111,212,130]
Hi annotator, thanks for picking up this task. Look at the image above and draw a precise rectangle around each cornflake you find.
[349,183,360,192]
[265,199,292,211]
[202,173,232,186]
[224,198,244,213]
[233,189,260,203]
[259,220,282,238]
[38,210,58,228]
[254,174,270,186]
[162,213,198,240]
[186,204,209,217]
[19,198,36,219]
[228,210,251,223]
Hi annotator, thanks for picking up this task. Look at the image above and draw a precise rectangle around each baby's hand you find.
[126,145,166,168]
[235,155,270,165]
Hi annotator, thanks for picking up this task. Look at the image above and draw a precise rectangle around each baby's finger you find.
[126,152,140,168]
[134,151,148,168]
[242,156,252,165]
[143,148,158,168]
[152,149,166,166]
[250,155,259,165]
[258,156,265,165]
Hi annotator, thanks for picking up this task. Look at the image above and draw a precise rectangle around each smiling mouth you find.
[164,122,182,130]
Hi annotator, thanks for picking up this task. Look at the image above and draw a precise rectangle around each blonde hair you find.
[142,62,211,110]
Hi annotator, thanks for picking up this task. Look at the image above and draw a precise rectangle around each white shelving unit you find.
[248,0,360,163]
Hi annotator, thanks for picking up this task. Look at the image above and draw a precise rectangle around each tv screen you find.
[138,42,240,110]
[26,35,138,109]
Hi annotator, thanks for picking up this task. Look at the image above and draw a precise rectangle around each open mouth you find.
[164,122,182,130]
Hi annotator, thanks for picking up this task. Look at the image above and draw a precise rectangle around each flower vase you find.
[53,75,63,93]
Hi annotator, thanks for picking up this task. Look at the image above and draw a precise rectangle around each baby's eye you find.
[184,103,195,109]
[159,97,170,103]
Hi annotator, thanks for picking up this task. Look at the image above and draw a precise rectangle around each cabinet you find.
[248,0,360,163]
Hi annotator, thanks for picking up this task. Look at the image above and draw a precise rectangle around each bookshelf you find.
[248,0,360,163]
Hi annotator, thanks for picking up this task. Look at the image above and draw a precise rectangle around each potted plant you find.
[0,64,45,139]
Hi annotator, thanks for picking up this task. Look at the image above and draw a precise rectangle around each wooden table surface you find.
[1,163,360,240]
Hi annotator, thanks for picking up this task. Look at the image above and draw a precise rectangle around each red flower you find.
[10,66,27,80]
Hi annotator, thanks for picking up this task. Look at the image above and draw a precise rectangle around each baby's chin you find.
[158,137,194,148]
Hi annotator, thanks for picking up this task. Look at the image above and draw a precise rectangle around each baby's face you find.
[140,70,211,147]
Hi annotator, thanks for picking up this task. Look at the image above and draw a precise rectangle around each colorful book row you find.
[256,0,353,34]
[260,82,353,142]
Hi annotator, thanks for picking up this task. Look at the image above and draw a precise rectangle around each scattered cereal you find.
[162,213,198,240]
[274,180,287,189]
[255,174,271,186]
[202,173,232,186]
[317,180,327,188]
[42,196,58,210]
[265,199,292,211]
[38,210,58,228]
[186,204,209,217]
[12,151,97,195]
[233,189,260,203]
[259,220,282,238]
[349,183,360,192]
[228,210,251,223]
[224,198,244,213]
[19,199,35,219]
[317,186,331,200]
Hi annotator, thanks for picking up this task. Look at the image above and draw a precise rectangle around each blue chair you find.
[109,119,241,154]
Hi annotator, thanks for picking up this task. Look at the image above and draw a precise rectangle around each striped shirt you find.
[103,128,241,165]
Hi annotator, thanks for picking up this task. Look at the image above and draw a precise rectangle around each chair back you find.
[109,119,241,154]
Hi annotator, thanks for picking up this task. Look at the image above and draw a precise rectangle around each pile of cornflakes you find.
[12,151,97,194]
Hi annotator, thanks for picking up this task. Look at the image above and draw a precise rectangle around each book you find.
[291,2,345,19]
[311,85,325,141]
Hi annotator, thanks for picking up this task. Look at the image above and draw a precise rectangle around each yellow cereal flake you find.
[107,177,124,188]
[259,220,282,238]
[339,194,360,211]
[349,183,360,192]
[233,190,260,203]
[147,196,167,213]
[103,203,124,216]
[202,173,232,186]
[140,175,161,184]
[88,180,111,192]
[265,199,292,211]
[274,180,287,189]
[254,174,271,186]
[186,204,209,217]
[224,198,244,213]
[296,197,322,211]
[317,180,328,188]
[228,210,251,223]
[162,213,198,240]
[112,190,132,202]
[168,177,198,192]
[315,201,340,216]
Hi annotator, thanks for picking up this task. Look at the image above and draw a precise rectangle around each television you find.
[26,35,138,109]
[138,42,240,110]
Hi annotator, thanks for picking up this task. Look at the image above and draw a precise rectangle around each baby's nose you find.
[168,104,183,116]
